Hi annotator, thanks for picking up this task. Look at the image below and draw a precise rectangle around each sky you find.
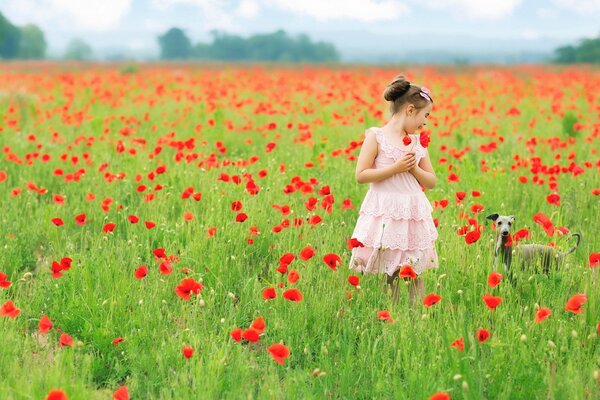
[1,0,599,62]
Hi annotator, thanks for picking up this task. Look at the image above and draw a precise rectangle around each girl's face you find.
[404,103,432,134]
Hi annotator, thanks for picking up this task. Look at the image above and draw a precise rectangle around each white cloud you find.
[264,0,408,22]
[51,0,133,30]
[553,0,600,14]
[417,0,522,19]
[236,0,259,18]
[1,0,133,31]
[149,0,243,32]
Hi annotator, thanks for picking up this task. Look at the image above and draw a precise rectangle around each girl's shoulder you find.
[364,126,383,140]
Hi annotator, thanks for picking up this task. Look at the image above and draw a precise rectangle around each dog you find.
[486,213,580,277]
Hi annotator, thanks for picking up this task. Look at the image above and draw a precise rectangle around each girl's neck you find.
[383,115,409,136]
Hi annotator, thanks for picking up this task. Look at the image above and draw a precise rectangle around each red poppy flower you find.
[465,230,481,244]
[419,131,430,147]
[287,269,300,284]
[546,193,560,206]
[127,215,139,224]
[455,191,466,201]
[280,253,295,265]
[399,265,417,279]
[183,212,194,221]
[589,253,600,268]
[323,253,341,271]
[299,246,315,261]
[0,272,11,288]
[153,248,166,258]
[341,198,354,210]
[182,345,194,359]
[487,272,502,288]
[448,173,460,183]
[565,293,587,314]
[74,213,86,225]
[276,263,288,274]
[251,317,265,334]
[231,201,243,211]
[308,215,322,225]
[450,337,464,352]
[230,328,243,342]
[103,222,117,233]
[46,390,68,400]
[39,315,53,333]
[51,260,64,278]
[159,261,173,275]
[145,221,156,229]
[59,333,74,347]
[112,337,125,345]
[268,343,290,365]
[113,385,129,400]
[535,307,552,323]
[347,238,365,249]
[242,328,260,342]
[262,287,276,300]
[513,229,531,242]
[283,288,303,302]
[482,293,502,310]
[533,212,555,236]
[348,275,360,287]
[423,293,441,307]
[236,213,248,222]
[377,310,393,323]
[175,278,204,300]
[51,218,64,226]
[477,329,490,342]
[134,265,148,279]
[0,300,20,318]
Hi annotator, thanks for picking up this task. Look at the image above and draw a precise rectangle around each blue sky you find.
[1,0,599,60]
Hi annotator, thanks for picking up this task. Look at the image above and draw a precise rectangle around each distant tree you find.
[18,24,47,59]
[553,33,600,64]
[0,11,21,59]
[191,42,213,59]
[64,39,93,60]
[158,28,191,59]
[190,29,339,63]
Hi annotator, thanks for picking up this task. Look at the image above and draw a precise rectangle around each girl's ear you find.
[405,104,415,116]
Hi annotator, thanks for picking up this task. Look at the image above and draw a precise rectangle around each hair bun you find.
[383,76,411,102]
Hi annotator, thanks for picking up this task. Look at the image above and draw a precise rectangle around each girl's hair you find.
[383,75,433,115]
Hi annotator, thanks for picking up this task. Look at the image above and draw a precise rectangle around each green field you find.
[0,63,599,399]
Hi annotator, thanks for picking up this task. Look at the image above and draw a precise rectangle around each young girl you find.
[349,75,439,306]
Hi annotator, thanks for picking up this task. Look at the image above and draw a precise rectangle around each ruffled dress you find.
[349,127,439,277]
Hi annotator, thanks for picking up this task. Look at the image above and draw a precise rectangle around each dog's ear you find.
[509,215,515,223]
[486,213,499,221]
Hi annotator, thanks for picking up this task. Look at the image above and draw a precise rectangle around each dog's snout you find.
[501,231,509,236]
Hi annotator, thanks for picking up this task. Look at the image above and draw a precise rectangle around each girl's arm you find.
[355,132,404,184]
[409,151,437,189]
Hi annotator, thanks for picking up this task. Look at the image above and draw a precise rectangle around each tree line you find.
[1,11,339,62]
[553,34,600,64]
[157,28,340,62]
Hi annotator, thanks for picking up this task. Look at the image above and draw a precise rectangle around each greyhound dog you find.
[486,213,581,277]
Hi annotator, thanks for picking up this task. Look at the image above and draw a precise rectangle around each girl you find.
[349,75,439,306]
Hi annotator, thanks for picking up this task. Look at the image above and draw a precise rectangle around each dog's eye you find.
[508,222,512,226]
[497,222,502,225]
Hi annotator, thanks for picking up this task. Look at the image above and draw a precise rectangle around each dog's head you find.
[486,213,514,237]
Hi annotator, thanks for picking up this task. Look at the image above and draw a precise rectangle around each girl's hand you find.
[393,152,417,173]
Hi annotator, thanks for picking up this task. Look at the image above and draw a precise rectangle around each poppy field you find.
[0,63,599,400]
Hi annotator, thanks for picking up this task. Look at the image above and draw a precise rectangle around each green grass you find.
[0,63,598,399]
